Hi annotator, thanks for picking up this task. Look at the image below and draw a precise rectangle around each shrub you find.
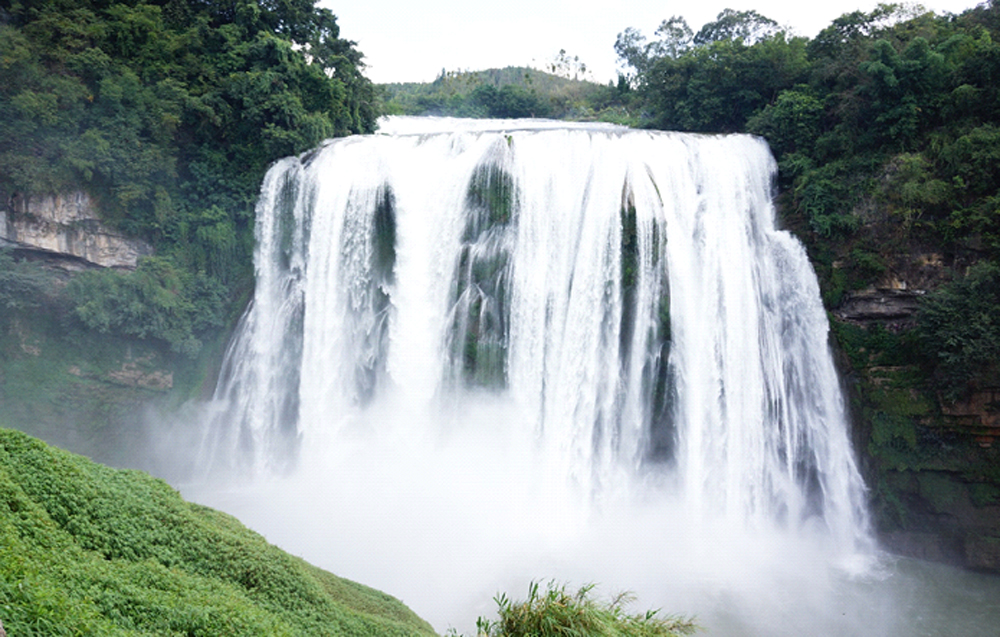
[68,256,226,357]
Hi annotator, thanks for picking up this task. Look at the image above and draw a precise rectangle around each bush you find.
[68,256,226,357]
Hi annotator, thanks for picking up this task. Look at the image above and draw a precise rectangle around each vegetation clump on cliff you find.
[0,427,436,636]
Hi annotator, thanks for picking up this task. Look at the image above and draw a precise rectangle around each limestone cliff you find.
[1,192,152,269]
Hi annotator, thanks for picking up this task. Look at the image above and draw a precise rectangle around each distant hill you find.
[380,67,633,123]
[0,428,436,636]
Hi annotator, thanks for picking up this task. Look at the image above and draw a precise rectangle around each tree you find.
[548,49,589,80]
[615,17,692,83]
[692,9,780,45]
[652,17,694,58]
[641,32,809,133]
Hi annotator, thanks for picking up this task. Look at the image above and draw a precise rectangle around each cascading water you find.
[194,116,886,633]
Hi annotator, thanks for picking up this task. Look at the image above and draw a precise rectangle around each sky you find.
[324,0,985,85]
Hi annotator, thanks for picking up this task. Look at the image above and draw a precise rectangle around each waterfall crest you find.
[203,117,869,551]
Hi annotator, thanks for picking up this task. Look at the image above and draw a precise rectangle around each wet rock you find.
[834,288,923,323]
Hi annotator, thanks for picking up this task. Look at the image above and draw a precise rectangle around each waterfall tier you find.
[204,117,869,550]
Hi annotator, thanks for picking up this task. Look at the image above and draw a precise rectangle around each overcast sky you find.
[323,0,984,84]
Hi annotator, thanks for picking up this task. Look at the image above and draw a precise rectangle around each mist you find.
[175,388,1000,635]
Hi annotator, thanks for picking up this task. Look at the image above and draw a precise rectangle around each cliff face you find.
[1,192,152,269]
[829,256,1000,573]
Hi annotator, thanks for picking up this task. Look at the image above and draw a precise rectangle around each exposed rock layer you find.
[2,192,152,268]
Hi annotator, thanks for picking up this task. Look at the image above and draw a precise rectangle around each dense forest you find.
[1,0,377,355]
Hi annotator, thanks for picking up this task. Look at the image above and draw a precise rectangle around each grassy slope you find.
[0,428,436,636]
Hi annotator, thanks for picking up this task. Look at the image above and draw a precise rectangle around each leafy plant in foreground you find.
[474,581,698,637]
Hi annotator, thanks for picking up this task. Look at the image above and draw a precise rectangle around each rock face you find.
[834,288,924,323]
[828,257,1000,573]
[1,192,152,268]
[941,388,1000,446]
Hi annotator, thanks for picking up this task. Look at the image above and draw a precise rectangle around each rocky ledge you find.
[833,288,924,324]
[2,192,152,269]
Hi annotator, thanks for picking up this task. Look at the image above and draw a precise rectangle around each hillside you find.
[0,427,436,635]
[380,66,630,123]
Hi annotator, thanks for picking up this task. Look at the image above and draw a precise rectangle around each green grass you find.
[473,581,698,637]
[0,428,437,636]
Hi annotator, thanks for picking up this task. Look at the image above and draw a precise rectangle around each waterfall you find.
[202,116,870,554]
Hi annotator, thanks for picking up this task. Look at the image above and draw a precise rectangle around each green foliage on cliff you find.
[0,427,436,636]
[917,262,1000,397]
[0,0,378,353]
[69,256,226,357]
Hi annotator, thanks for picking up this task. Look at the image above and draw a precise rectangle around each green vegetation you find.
[472,581,697,637]
[0,427,436,636]
[0,0,377,355]
[69,255,227,358]
[917,262,1000,398]
[381,66,633,124]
